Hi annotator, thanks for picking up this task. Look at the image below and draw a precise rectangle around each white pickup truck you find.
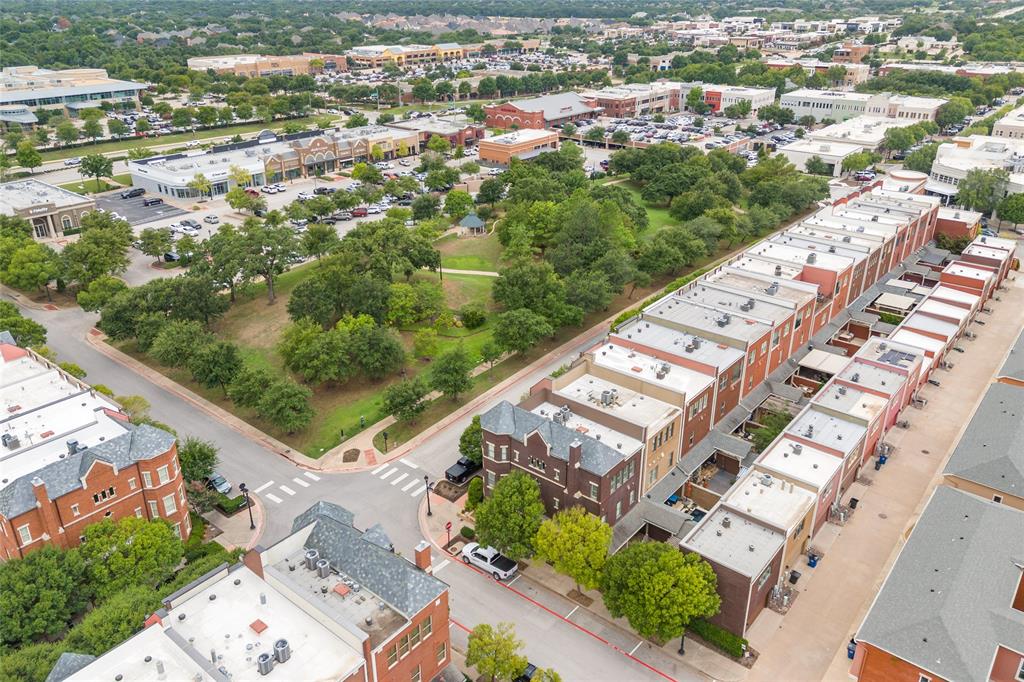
[460,543,518,581]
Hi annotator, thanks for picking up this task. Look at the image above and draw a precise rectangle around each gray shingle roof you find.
[294,501,446,617]
[0,424,175,518]
[45,653,96,682]
[942,382,1024,499]
[855,487,1024,681]
[459,213,484,229]
[509,92,597,121]
[480,400,631,475]
[999,329,1024,383]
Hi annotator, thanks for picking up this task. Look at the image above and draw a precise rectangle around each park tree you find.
[957,168,1009,214]
[138,226,173,264]
[412,194,441,220]
[78,154,114,192]
[150,320,214,367]
[881,127,916,158]
[228,364,277,408]
[82,117,104,143]
[535,507,612,593]
[445,190,475,219]
[601,542,720,652]
[76,274,127,311]
[997,192,1024,227]
[494,308,553,355]
[63,585,162,655]
[382,376,431,423]
[301,222,340,260]
[841,151,880,174]
[188,340,243,393]
[459,415,483,464]
[430,345,473,400]
[0,546,89,647]
[225,187,266,215]
[15,139,41,174]
[465,623,528,682]
[346,322,406,379]
[240,217,298,303]
[60,212,133,286]
[477,177,505,205]
[2,242,59,301]
[257,378,314,433]
[475,471,545,561]
[685,87,708,114]
[903,143,939,173]
[78,517,184,599]
[803,155,831,176]
[177,437,219,482]
[55,118,79,145]
[427,134,452,155]
[936,97,973,129]
[345,111,369,128]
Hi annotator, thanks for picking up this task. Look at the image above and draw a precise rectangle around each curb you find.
[84,329,322,471]
[246,494,267,551]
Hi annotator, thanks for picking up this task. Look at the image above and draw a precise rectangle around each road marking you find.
[402,460,419,469]
[390,472,409,486]
[566,605,580,619]
[265,493,283,504]
[506,575,520,587]
[303,472,321,481]
[432,559,450,574]
[279,485,296,496]
[409,484,426,497]
[292,477,310,488]
[402,479,419,492]
[253,481,274,494]
[629,641,643,656]
[371,463,389,475]
[379,467,398,480]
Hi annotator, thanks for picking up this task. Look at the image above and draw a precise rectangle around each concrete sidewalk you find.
[745,273,1024,682]
[204,494,266,551]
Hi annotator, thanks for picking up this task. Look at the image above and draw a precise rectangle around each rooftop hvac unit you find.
[304,549,319,570]
[766,282,779,295]
[316,559,330,579]
[965,331,977,339]
[274,639,291,664]
[896,420,910,429]
[912,396,928,408]
[257,653,275,676]
[791,443,803,454]
[774,265,783,276]
[760,473,774,487]
[807,252,817,264]
[600,390,612,406]
[842,236,851,243]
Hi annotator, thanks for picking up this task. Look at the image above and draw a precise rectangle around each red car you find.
[351,207,368,217]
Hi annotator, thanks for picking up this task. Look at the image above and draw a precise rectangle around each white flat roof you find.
[591,343,715,399]
[799,349,850,375]
[532,401,642,455]
[943,262,993,282]
[64,623,210,681]
[838,358,907,396]
[555,374,679,428]
[682,507,784,577]
[0,179,91,213]
[930,285,979,307]
[917,299,968,324]
[901,313,959,339]
[963,244,1011,262]
[721,470,815,532]
[730,254,803,280]
[890,329,945,354]
[786,405,866,456]
[779,139,863,156]
[483,128,557,144]
[758,436,843,490]
[745,240,854,272]
[613,319,745,370]
[875,291,917,311]
[814,382,889,423]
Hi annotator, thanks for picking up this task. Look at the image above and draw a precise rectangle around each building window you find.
[487,443,495,459]
[142,471,153,488]
[918,676,930,682]
[757,564,772,589]
[387,646,398,668]
[499,445,508,461]
[17,525,31,545]
[747,351,756,366]
[173,523,181,539]
[648,467,659,485]
[148,500,159,518]
[135,507,143,518]
[128,477,137,490]
[528,457,546,472]
[157,465,170,485]
[552,497,560,510]
[399,634,410,658]
[486,471,495,488]
[553,468,559,482]
[61,215,72,231]
[615,500,622,520]
[994,495,1003,504]
[163,494,177,516]
[410,623,421,647]
[422,615,431,638]
[1016,659,1024,682]
[71,504,80,517]
[436,642,447,665]
[411,666,421,682]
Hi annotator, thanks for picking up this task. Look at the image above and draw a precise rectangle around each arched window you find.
[62,215,73,230]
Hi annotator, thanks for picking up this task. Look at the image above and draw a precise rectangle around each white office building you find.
[992,105,1024,140]
[780,89,946,123]
[925,135,1024,200]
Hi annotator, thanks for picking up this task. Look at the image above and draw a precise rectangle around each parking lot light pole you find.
[424,475,432,516]
[239,483,255,530]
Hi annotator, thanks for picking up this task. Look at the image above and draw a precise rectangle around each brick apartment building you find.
[484,92,600,130]
[582,82,681,119]
[47,501,453,682]
[0,341,190,559]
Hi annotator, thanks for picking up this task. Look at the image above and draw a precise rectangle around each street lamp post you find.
[678,633,686,656]
[239,483,255,530]
[382,430,389,452]
[424,475,432,516]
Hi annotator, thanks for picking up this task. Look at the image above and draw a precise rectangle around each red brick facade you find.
[375,592,451,682]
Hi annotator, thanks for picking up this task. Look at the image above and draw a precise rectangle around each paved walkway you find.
[439,267,500,277]
[203,493,266,552]
[745,272,1024,682]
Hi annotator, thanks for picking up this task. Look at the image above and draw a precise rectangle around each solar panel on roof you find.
[878,349,915,367]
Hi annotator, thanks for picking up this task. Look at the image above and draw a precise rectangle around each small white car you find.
[203,215,219,224]
[64,157,82,167]
[297,191,315,201]
[461,543,518,581]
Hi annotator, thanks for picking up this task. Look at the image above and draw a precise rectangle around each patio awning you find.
[798,349,850,375]
[875,292,916,311]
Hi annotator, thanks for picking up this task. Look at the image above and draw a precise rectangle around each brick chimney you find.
[31,477,62,547]
[243,548,265,579]
[414,540,432,573]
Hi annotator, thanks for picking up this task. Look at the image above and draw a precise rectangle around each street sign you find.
[445,521,452,531]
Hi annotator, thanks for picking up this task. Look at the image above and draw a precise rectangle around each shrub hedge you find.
[688,618,748,658]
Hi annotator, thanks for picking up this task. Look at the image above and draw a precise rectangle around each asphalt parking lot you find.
[96,192,188,226]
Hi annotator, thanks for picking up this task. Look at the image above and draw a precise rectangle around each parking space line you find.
[628,641,643,656]
[292,477,310,488]
[432,559,450,574]
[279,485,296,496]
[402,479,419,492]
[409,484,426,497]
[371,464,389,475]
[506,575,520,587]
[253,481,274,494]
[265,493,283,504]
[566,605,580,619]
[390,472,409,486]
[379,468,398,480]
[304,472,321,481]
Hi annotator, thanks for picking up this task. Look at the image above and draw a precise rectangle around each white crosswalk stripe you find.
[253,481,274,494]
[390,472,408,486]
[402,479,419,492]
[378,467,398,481]
[432,559,450,574]
[292,477,310,488]
[303,472,321,481]
[401,460,418,469]
[371,464,390,475]
[279,485,296,496]
[266,493,283,504]
[409,484,426,497]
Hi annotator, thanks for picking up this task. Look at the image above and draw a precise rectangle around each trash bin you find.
[874,459,882,471]
[789,570,801,585]
[849,497,859,509]
[847,641,857,660]
[879,454,888,465]
[808,554,819,568]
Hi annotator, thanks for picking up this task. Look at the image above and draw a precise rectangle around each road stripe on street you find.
[390,472,409,486]
[303,472,321,481]
[292,477,310,488]
[371,463,390,475]
[402,479,419,492]
[265,493,282,504]
[628,641,643,656]
[432,559,450,574]
[379,467,398,480]
[253,481,274,494]
[506,575,520,587]
[566,605,580,619]
[409,484,426,497]
[279,485,296,496]
[402,460,418,469]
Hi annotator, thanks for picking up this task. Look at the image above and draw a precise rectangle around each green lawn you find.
[111,173,133,186]
[59,178,121,194]
[616,180,677,238]
[37,115,338,162]
[437,232,503,271]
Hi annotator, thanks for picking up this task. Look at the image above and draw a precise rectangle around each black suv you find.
[313,186,337,195]
[143,197,163,207]
[445,456,481,484]
[120,187,145,199]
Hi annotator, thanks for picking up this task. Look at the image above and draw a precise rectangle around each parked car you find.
[313,186,337,195]
[513,664,538,682]
[204,472,232,495]
[332,211,353,221]
[180,218,201,229]
[120,187,145,199]
[179,225,200,236]
[297,191,315,201]
[445,456,481,484]
[460,543,518,580]
[64,157,82,167]
[163,252,180,262]
[203,215,220,224]
[261,185,277,194]
[142,197,164,207]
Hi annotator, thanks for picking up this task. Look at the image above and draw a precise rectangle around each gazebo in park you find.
[458,212,486,236]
